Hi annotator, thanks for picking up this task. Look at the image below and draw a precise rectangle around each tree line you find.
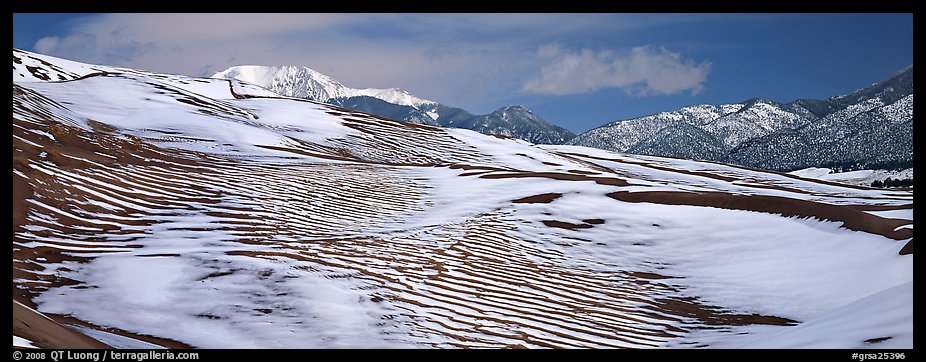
[870,177,913,188]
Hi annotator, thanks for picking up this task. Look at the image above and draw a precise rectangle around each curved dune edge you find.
[555,151,913,200]
[606,191,913,243]
[899,240,913,255]
[13,300,110,349]
[13,298,193,350]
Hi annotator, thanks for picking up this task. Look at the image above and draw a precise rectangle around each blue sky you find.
[13,13,913,133]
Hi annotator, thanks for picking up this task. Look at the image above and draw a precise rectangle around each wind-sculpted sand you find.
[12,49,913,349]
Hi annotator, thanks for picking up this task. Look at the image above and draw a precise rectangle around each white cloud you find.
[536,43,561,59]
[27,14,545,112]
[25,14,717,112]
[34,36,59,53]
[30,14,353,72]
[522,45,712,96]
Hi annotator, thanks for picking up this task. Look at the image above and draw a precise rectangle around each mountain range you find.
[212,65,575,145]
[569,67,913,172]
[13,48,911,349]
[213,64,913,174]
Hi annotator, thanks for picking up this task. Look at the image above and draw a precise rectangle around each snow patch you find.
[13,335,38,349]
[672,282,913,348]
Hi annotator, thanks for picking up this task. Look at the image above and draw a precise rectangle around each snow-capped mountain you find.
[570,67,913,172]
[212,65,575,145]
[13,49,912,349]
[212,65,436,109]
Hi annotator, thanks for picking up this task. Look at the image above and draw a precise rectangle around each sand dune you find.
[13,300,109,349]
[12,49,912,349]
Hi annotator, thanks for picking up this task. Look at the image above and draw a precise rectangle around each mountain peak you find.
[498,105,530,113]
[740,98,778,107]
[489,105,538,121]
[213,65,436,108]
[570,66,912,172]
[213,64,574,144]
[213,65,337,86]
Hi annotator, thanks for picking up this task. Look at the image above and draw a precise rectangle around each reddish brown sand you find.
[13,300,110,349]
[512,193,563,204]
[542,220,595,230]
[479,171,630,187]
[13,89,204,349]
[606,190,913,241]
[899,240,913,255]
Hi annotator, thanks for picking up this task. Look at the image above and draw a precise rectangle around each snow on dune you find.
[747,281,913,349]
[12,49,914,349]
[13,335,38,349]
[37,252,406,348]
[19,73,361,159]
[674,282,912,349]
[14,49,107,82]
[790,167,835,179]
[790,167,914,187]
[67,326,166,349]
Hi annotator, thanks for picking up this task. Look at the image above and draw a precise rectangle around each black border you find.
[9,4,918,359]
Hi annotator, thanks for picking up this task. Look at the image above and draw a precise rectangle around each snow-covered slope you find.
[670,281,913,348]
[13,49,913,349]
[790,167,914,187]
